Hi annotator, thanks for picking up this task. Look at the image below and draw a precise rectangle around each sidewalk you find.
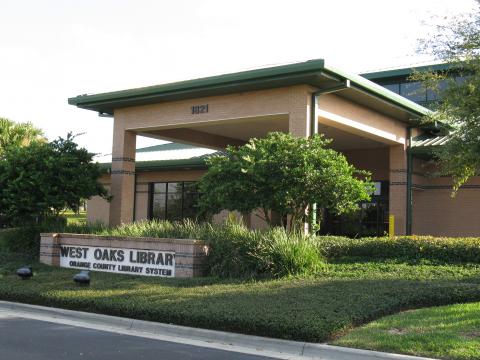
[0,301,437,360]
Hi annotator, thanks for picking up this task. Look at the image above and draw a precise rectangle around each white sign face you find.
[59,245,175,277]
[374,182,382,196]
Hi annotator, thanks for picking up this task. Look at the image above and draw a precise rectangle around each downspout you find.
[309,79,351,231]
[406,126,413,235]
[133,172,137,222]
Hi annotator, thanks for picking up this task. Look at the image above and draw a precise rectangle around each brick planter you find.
[40,233,208,278]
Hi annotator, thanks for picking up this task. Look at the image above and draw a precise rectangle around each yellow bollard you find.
[389,215,395,238]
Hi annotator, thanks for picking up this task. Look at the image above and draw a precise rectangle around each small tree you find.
[0,117,45,157]
[0,134,108,226]
[415,4,480,191]
[198,132,374,231]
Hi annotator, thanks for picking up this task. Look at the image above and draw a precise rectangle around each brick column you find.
[288,86,312,138]
[109,121,136,227]
[288,86,311,233]
[39,233,61,266]
[389,144,407,235]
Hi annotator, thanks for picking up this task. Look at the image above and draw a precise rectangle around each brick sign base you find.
[40,233,208,278]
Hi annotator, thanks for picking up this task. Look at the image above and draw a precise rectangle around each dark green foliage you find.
[416,6,480,191]
[1,259,480,342]
[0,226,49,260]
[41,220,480,276]
[56,220,325,278]
[318,235,480,263]
[0,134,108,226]
[3,221,480,343]
[198,132,373,230]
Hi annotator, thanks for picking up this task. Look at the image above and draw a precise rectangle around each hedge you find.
[2,220,480,278]
[318,235,480,263]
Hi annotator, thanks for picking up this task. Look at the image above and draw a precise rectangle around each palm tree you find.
[0,117,45,156]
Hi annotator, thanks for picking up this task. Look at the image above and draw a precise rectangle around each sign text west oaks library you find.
[59,245,175,277]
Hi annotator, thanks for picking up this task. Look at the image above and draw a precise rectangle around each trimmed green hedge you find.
[0,227,42,260]
[3,220,480,278]
[319,235,480,263]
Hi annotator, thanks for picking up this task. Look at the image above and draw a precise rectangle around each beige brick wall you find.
[87,178,110,225]
[319,94,407,144]
[115,85,309,133]
[389,144,408,235]
[342,147,390,180]
[412,172,480,237]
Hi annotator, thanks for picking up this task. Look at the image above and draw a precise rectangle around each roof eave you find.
[69,59,431,121]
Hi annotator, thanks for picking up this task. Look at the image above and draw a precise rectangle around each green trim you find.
[136,142,203,153]
[361,63,453,81]
[68,59,431,119]
[411,134,449,148]
[321,66,430,117]
[100,157,209,173]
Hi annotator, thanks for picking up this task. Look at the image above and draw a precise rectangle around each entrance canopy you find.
[68,59,433,227]
[69,59,430,121]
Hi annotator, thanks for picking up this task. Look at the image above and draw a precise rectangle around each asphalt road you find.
[0,316,277,360]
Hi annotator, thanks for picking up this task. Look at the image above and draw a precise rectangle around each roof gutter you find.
[309,79,351,232]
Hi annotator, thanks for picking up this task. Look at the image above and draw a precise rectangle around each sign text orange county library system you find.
[59,245,175,277]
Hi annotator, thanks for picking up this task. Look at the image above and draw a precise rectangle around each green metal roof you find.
[361,63,452,81]
[69,59,431,119]
[136,142,200,153]
[100,143,220,172]
[411,134,450,148]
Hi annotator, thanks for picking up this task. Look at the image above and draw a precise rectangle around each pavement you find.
[0,301,438,360]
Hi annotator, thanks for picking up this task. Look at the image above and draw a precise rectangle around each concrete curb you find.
[0,301,438,360]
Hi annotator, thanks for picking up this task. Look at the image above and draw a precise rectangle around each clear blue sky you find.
[0,0,476,155]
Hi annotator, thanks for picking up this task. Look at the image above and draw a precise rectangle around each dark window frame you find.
[149,181,201,221]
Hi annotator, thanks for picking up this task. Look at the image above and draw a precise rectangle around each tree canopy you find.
[415,4,480,191]
[0,117,44,157]
[198,132,374,231]
[0,134,108,226]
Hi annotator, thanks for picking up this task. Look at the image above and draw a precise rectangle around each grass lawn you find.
[2,257,480,350]
[333,302,480,360]
[62,210,86,225]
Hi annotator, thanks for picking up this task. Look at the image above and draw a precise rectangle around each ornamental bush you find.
[318,235,480,263]
[5,219,480,279]
[198,132,374,231]
[0,134,108,227]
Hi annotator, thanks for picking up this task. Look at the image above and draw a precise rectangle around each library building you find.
[68,59,480,237]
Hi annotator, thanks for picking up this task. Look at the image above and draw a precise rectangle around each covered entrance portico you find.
[69,59,430,235]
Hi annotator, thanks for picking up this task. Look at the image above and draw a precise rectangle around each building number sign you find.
[191,104,208,114]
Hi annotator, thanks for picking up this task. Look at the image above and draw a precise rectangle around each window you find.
[400,81,427,103]
[383,83,400,94]
[149,182,203,221]
[320,181,389,237]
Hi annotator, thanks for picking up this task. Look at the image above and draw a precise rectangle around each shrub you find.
[318,235,480,263]
[51,219,325,278]
[30,219,480,276]
[1,226,44,260]
[0,217,67,260]
[257,228,324,277]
